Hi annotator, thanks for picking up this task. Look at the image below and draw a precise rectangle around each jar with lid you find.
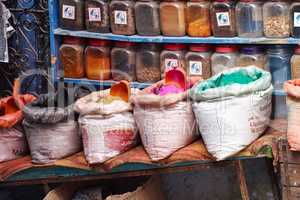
[290,46,300,79]
[59,37,85,78]
[85,39,111,80]
[160,0,186,36]
[266,45,292,90]
[236,0,263,38]
[136,43,161,83]
[211,45,238,75]
[185,44,212,79]
[111,42,136,81]
[160,44,187,77]
[59,0,85,30]
[135,0,160,36]
[186,0,211,37]
[290,1,300,38]
[110,0,136,35]
[210,0,236,37]
[237,46,266,69]
[85,0,110,33]
[263,0,290,38]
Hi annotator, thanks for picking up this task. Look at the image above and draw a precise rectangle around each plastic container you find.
[186,0,211,37]
[211,0,236,37]
[160,0,186,36]
[136,44,161,83]
[290,1,300,38]
[59,0,85,30]
[160,44,187,77]
[85,0,110,33]
[59,37,85,78]
[135,1,160,36]
[185,44,212,79]
[211,45,238,75]
[291,46,300,79]
[85,39,111,80]
[110,0,136,35]
[236,0,263,38]
[237,46,266,69]
[111,42,136,81]
[266,45,292,90]
[263,0,290,38]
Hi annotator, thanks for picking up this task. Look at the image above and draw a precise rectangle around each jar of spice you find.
[136,43,161,83]
[111,42,136,81]
[237,46,266,69]
[85,39,111,80]
[160,44,187,77]
[185,44,212,80]
[110,0,136,35]
[85,0,110,33]
[211,45,238,75]
[290,46,300,79]
[186,0,211,37]
[135,0,160,36]
[60,37,85,78]
[160,0,186,36]
[266,45,292,90]
[210,0,236,37]
[59,0,85,30]
[263,0,290,38]
[290,1,300,38]
[236,0,263,38]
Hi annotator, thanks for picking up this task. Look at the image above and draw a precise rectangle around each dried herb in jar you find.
[85,0,110,33]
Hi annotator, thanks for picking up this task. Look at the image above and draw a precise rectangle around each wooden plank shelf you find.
[54,28,300,45]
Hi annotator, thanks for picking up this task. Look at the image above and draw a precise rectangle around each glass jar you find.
[263,0,290,38]
[60,37,85,78]
[111,42,136,81]
[185,44,212,79]
[290,46,300,79]
[211,45,238,75]
[186,0,211,37]
[290,1,300,38]
[136,43,161,83]
[110,0,136,35]
[160,44,187,77]
[160,0,186,36]
[135,1,160,36]
[266,45,292,90]
[237,46,266,69]
[85,0,110,33]
[85,39,111,80]
[59,0,85,30]
[236,0,263,38]
[210,0,236,37]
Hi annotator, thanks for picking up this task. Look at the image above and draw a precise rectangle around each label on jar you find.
[294,12,300,27]
[165,59,179,70]
[88,8,101,22]
[189,61,202,75]
[62,5,75,20]
[216,12,230,26]
[114,11,127,25]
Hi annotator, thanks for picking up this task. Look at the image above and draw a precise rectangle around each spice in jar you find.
[160,44,187,77]
[211,0,236,37]
[160,0,186,36]
[110,0,136,35]
[85,39,111,80]
[111,42,136,81]
[85,0,110,33]
[136,43,161,83]
[60,37,85,78]
[185,44,212,79]
[290,2,300,38]
[237,46,266,69]
[59,0,85,30]
[291,46,300,79]
[211,45,238,75]
[186,0,211,37]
